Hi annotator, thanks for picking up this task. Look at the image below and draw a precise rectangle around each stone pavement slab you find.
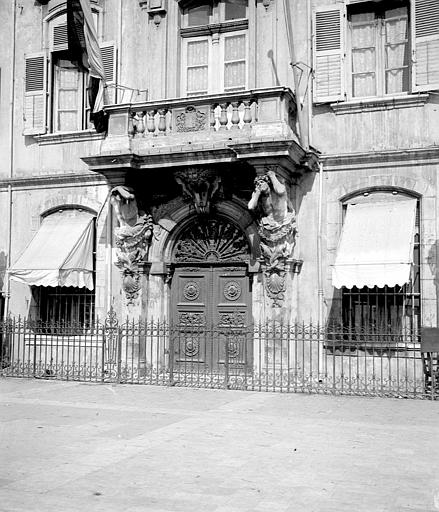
[0,378,439,512]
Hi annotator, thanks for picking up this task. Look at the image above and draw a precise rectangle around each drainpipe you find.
[317,162,324,327]
[4,0,17,318]
[283,0,308,149]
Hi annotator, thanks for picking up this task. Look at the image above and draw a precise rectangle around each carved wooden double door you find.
[171,264,252,370]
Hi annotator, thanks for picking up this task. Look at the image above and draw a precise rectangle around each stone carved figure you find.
[111,186,153,305]
[175,168,221,215]
[248,169,297,307]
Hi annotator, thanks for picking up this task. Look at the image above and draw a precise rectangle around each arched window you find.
[334,189,420,335]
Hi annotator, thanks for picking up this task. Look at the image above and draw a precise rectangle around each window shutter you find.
[412,0,439,92]
[50,14,68,52]
[100,42,117,105]
[312,5,346,103]
[23,52,47,136]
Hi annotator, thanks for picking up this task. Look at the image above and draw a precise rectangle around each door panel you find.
[214,268,252,367]
[173,269,209,364]
[172,265,252,369]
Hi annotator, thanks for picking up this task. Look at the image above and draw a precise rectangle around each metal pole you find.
[5,0,17,318]
[283,0,308,149]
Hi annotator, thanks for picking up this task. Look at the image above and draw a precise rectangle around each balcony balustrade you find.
[83,86,318,174]
[103,87,298,150]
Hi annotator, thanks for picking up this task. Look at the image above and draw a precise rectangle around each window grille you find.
[33,286,95,332]
[340,194,420,335]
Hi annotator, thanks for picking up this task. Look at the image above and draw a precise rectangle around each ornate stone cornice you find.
[0,172,106,191]
[321,146,439,171]
[82,139,315,178]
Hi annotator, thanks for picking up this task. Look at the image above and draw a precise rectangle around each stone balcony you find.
[83,86,318,177]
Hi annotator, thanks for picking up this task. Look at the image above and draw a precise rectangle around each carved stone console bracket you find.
[111,186,154,305]
[140,0,167,25]
[174,167,222,215]
[248,168,297,308]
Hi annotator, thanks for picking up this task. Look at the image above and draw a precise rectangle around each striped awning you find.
[9,210,94,290]
[332,199,417,289]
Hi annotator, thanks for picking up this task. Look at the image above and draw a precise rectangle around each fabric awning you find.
[9,211,94,290]
[332,199,417,289]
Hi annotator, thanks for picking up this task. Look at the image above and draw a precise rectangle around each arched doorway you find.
[170,216,252,370]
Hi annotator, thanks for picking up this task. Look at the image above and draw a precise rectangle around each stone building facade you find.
[0,0,438,346]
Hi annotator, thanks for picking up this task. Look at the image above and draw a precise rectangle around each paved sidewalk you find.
[0,379,439,512]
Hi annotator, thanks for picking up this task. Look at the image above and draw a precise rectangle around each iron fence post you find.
[101,323,106,383]
[224,337,229,389]
[116,323,122,384]
[169,323,174,386]
[33,331,37,378]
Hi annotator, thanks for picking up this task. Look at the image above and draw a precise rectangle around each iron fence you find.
[0,314,438,400]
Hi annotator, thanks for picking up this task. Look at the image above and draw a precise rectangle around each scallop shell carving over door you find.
[174,218,249,262]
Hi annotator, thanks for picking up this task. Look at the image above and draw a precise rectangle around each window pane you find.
[186,4,211,26]
[224,34,246,60]
[350,17,376,98]
[59,90,78,109]
[384,11,409,94]
[351,21,375,48]
[352,48,375,74]
[187,40,208,66]
[385,15,408,45]
[187,66,208,92]
[386,69,409,94]
[59,66,80,89]
[353,73,376,97]
[58,112,78,131]
[224,0,247,20]
[224,61,245,88]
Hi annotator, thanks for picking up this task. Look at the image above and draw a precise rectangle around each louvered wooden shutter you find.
[100,42,117,105]
[23,52,47,136]
[312,5,346,103]
[412,0,439,92]
[50,14,68,52]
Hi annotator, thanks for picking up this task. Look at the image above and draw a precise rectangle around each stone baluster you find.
[128,111,136,137]
[243,100,253,130]
[157,108,167,136]
[230,101,240,130]
[136,111,146,137]
[219,103,228,130]
[147,109,157,136]
[210,104,217,131]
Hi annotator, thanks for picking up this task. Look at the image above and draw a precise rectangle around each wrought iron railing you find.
[0,314,437,400]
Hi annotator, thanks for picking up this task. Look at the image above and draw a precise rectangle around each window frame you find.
[179,0,250,96]
[338,189,421,335]
[346,2,411,100]
[312,0,439,104]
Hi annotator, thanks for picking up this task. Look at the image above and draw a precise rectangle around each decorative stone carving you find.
[183,281,200,301]
[111,186,154,305]
[218,311,246,327]
[178,312,205,326]
[175,168,221,215]
[223,281,242,301]
[174,218,248,262]
[175,106,207,132]
[248,169,297,307]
